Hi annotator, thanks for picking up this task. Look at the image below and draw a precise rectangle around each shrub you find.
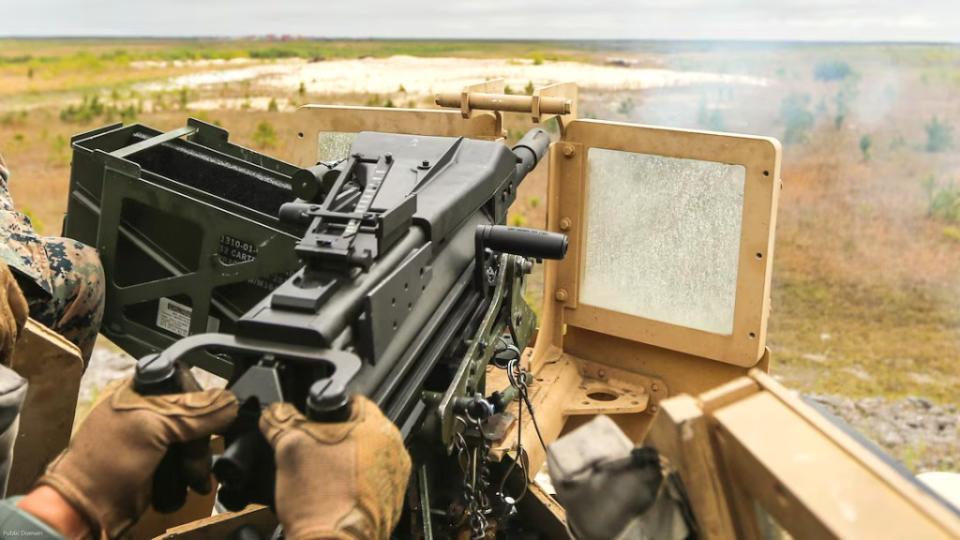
[924,116,953,153]
[833,83,858,128]
[249,48,299,60]
[252,121,278,149]
[814,60,853,82]
[923,175,960,223]
[528,196,541,209]
[530,52,545,66]
[617,97,635,116]
[524,81,535,96]
[859,135,872,161]
[510,214,527,227]
[267,98,279,112]
[49,135,70,166]
[780,93,815,144]
[60,95,105,123]
[0,110,28,126]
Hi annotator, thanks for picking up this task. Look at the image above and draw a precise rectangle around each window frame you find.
[553,119,781,367]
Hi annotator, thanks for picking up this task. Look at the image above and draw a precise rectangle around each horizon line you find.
[1,36,959,46]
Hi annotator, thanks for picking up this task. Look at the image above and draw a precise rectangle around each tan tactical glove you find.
[0,262,28,363]
[37,377,238,538]
[260,396,411,540]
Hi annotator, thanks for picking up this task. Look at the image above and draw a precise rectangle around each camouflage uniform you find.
[0,154,104,364]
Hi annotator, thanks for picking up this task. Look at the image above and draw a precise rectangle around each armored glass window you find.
[580,148,745,335]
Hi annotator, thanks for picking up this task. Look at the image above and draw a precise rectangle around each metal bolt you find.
[554,288,568,302]
[597,369,606,378]
[562,144,576,157]
[651,383,660,392]
[559,217,572,231]
[649,405,659,414]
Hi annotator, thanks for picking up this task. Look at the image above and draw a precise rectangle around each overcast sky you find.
[0,0,957,42]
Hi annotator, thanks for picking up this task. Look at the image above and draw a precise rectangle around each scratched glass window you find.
[581,148,745,335]
[316,132,357,162]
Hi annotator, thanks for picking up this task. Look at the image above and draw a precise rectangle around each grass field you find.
[2,38,958,468]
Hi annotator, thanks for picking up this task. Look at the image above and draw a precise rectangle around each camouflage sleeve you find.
[0,497,67,539]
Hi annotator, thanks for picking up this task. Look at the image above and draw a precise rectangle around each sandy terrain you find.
[138,55,768,97]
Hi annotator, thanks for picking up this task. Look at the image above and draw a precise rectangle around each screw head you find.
[554,288,568,302]
[559,217,572,231]
[651,383,660,392]
[562,144,575,157]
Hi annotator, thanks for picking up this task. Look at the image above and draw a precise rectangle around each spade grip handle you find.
[133,353,190,513]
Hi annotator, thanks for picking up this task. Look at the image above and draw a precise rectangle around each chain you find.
[454,413,493,539]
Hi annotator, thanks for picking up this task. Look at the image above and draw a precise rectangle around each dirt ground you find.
[2,40,958,471]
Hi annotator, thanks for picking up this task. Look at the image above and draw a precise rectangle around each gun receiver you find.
[125,126,564,511]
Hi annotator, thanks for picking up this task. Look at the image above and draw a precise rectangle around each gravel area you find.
[807,393,959,473]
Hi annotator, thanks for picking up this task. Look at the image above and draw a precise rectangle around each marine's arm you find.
[0,486,89,539]
[0,376,236,539]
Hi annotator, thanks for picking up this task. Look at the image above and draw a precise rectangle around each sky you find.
[0,0,957,42]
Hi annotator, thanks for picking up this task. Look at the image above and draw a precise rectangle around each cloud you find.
[1,0,957,41]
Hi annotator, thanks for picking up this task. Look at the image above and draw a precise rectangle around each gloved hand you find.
[260,396,411,540]
[0,262,28,363]
[37,376,238,538]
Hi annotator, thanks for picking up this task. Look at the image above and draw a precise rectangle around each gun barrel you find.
[512,128,550,180]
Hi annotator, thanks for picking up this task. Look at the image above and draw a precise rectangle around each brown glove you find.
[0,262,28,363]
[260,396,411,540]
[37,377,238,538]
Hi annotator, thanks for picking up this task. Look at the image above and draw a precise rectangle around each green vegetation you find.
[252,120,278,149]
[942,226,960,242]
[770,274,960,403]
[0,110,28,127]
[859,135,872,161]
[814,60,854,81]
[923,175,960,223]
[0,39,586,69]
[59,95,103,123]
[832,82,858,128]
[780,93,815,144]
[267,97,279,112]
[524,81,535,96]
[924,116,953,152]
[59,93,137,124]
